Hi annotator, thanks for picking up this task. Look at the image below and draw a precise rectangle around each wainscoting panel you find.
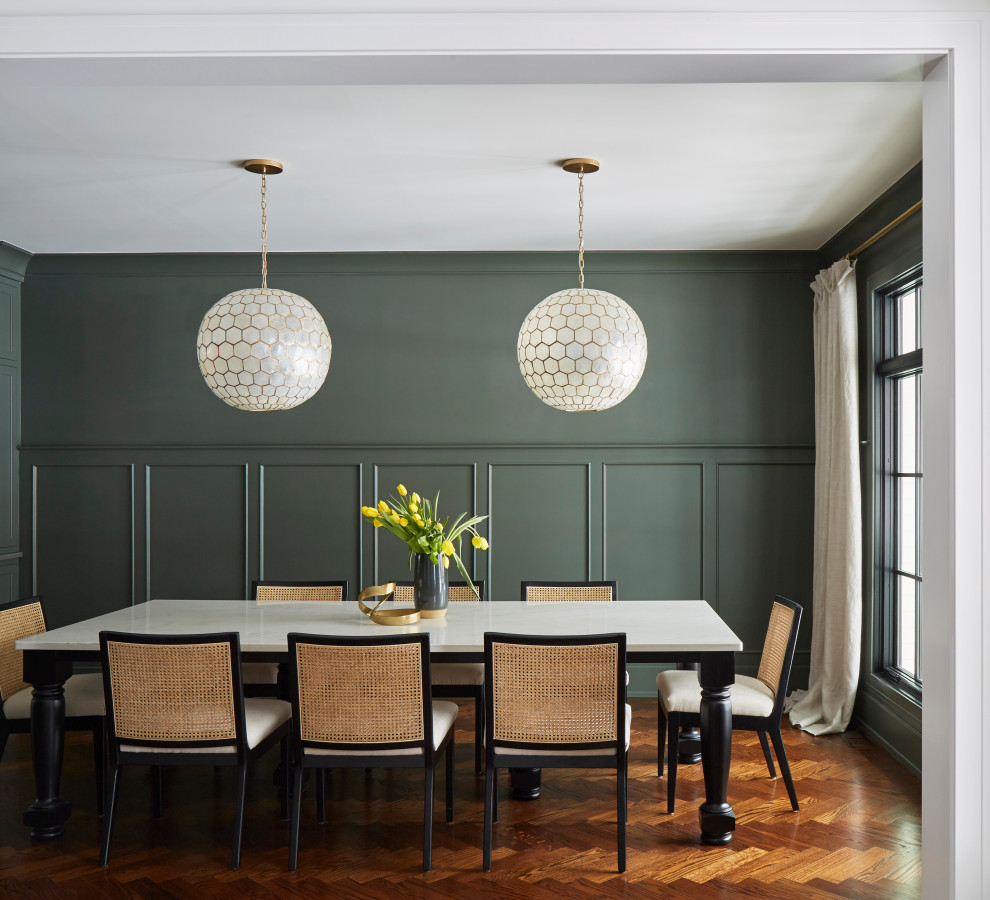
[0,281,17,363]
[487,463,590,601]
[0,366,17,552]
[716,462,814,680]
[603,462,703,600]
[146,464,248,602]
[373,464,476,585]
[32,464,133,628]
[260,464,362,587]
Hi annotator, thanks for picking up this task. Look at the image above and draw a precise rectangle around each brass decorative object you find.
[357,582,422,626]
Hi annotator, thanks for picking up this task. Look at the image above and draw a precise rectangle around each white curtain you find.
[786,259,862,735]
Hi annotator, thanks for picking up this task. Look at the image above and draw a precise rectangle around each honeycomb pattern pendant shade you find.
[517,288,647,411]
[517,158,647,412]
[197,159,331,411]
[197,288,331,411]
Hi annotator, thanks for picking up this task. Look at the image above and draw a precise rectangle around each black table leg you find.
[677,662,702,763]
[22,653,73,839]
[698,652,735,846]
[509,768,541,800]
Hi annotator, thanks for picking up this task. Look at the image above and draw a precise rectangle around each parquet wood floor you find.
[0,700,920,898]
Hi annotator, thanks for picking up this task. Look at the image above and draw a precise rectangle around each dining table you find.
[16,597,743,846]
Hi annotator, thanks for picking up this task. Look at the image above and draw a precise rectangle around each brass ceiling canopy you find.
[242,159,284,175]
[561,157,600,174]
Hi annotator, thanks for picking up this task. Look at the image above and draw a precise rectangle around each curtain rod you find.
[842,199,922,261]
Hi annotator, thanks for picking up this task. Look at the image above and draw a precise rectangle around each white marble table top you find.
[16,598,743,655]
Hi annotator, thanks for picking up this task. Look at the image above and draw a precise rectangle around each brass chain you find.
[260,170,268,290]
[577,169,585,290]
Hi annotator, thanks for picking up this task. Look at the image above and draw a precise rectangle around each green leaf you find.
[452,553,479,599]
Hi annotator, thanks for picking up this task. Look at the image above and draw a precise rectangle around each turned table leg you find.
[698,652,735,846]
[22,653,73,839]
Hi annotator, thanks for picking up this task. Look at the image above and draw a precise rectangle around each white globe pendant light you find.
[196,159,331,412]
[517,158,647,412]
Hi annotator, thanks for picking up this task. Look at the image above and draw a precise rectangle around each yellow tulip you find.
[400,517,409,527]
[409,503,419,513]
[441,540,454,556]
[378,500,389,514]
[412,492,421,504]
[361,506,379,519]
[437,522,444,531]
[373,520,383,528]
[397,484,407,497]
[471,534,484,548]
[391,514,400,523]
[477,536,490,551]
[442,556,449,569]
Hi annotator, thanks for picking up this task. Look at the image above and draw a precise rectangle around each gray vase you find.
[413,553,449,618]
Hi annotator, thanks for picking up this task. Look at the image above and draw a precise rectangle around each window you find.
[875,267,922,697]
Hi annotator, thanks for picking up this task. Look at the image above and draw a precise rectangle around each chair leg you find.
[316,769,327,824]
[483,762,495,871]
[666,714,679,814]
[423,764,434,872]
[769,726,799,811]
[92,720,106,816]
[657,693,666,777]
[445,740,455,824]
[617,756,627,873]
[758,730,777,779]
[279,737,290,821]
[152,765,164,818]
[288,762,305,872]
[230,761,247,870]
[99,764,123,866]
[492,768,498,823]
[474,690,484,775]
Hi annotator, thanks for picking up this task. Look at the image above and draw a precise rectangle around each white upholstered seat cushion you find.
[656,670,775,718]
[119,698,291,755]
[241,662,279,685]
[430,662,484,687]
[492,703,631,757]
[304,700,458,758]
[2,672,106,720]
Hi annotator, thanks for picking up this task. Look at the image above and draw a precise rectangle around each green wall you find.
[820,163,923,774]
[19,250,816,694]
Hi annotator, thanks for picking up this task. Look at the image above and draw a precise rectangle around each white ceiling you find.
[0,23,924,254]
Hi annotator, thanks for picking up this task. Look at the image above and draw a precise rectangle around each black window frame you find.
[874,265,923,699]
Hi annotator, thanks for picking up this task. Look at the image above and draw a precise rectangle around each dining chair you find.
[286,632,455,873]
[0,596,106,814]
[483,631,629,873]
[98,630,292,869]
[394,579,487,774]
[243,580,349,696]
[521,581,628,686]
[656,594,803,812]
[521,580,617,602]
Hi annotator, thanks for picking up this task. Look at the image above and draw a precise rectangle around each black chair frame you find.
[98,630,291,870]
[286,632,455,873]
[0,596,105,815]
[395,579,487,775]
[483,631,628,873]
[658,595,803,813]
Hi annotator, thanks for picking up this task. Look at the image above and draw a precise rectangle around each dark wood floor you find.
[0,699,920,898]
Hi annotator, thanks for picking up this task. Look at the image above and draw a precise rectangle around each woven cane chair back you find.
[489,638,620,745]
[104,637,238,744]
[293,638,426,746]
[254,582,346,604]
[756,601,797,697]
[0,599,46,702]
[522,582,617,603]
[393,581,485,604]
